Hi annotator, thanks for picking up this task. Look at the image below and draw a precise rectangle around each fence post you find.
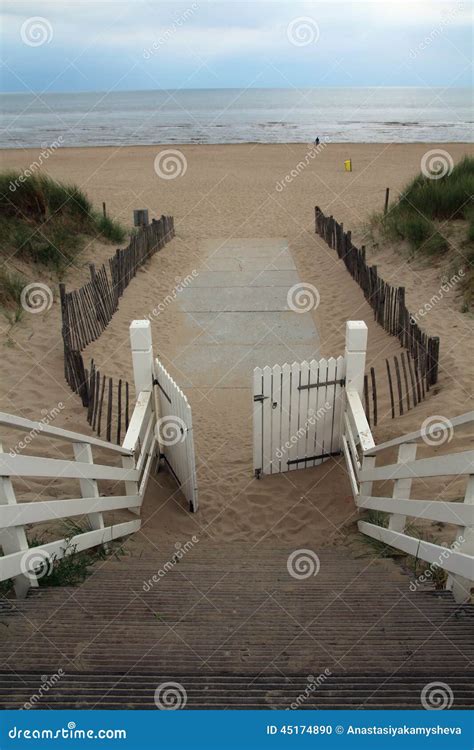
[129,320,154,395]
[388,443,417,532]
[344,321,368,400]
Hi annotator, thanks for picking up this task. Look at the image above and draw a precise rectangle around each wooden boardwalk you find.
[1,543,472,709]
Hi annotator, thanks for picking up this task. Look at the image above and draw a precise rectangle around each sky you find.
[0,0,472,93]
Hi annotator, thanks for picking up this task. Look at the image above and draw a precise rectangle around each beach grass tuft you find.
[379,156,474,309]
[0,171,126,274]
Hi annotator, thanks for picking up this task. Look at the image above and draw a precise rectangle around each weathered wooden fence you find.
[363,350,430,428]
[315,206,440,389]
[59,215,175,443]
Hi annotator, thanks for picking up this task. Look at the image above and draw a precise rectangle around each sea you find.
[0,87,472,149]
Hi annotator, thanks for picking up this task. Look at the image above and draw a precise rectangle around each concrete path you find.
[170,239,319,390]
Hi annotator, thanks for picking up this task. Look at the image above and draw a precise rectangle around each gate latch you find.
[253,394,268,403]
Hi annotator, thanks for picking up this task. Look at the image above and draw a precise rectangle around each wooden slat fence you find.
[363,350,429,428]
[59,215,175,443]
[315,206,440,389]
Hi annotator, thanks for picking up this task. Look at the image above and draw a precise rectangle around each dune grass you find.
[0,171,126,271]
[0,171,126,318]
[379,156,474,309]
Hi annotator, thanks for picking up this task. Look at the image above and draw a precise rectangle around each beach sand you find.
[1,143,473,550]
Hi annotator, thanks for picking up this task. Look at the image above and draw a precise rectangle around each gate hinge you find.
[253,394,268,402]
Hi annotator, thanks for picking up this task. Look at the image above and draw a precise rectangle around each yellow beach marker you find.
[344,159,352,172]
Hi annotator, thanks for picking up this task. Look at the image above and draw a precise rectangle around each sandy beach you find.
[1,142,473,548]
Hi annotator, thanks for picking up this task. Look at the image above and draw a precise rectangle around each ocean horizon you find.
[1,87,472,149]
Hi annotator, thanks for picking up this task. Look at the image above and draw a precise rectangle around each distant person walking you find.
[314,137,320,146]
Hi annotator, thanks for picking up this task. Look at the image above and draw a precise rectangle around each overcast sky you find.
[1,0,472,92]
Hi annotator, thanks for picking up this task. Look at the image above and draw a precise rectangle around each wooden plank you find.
[321,358,334,462]
[331,356,346,453]
[388,443,417,533]
[385,358,395,419]
[122,391,153,453]
[0,412,132,455]
[306,359,320,468]
[358,521,474,580]
[298,360,310,469]
[279,363,291,472]
[364,411,474,456]
[253,367,263,475]
[345,389,375,453]
[271,365,283,473]
[72,443,104,533]
[0,453,140,482]
[342,435,359,498]
[357,495,474,526]
[288,362,301,472]
[0,520,141,582]
[359,450,474,481]
[262,365,273,474]
[344,413,361,475]
[0,495,141,527]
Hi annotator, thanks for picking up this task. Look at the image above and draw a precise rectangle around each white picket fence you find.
[129,320,198,512]
[342,364,474,603]
[0,412,143,598]
[0,319,198,598]
[154,358,198,512]
[253,357,345,476]
[253,320,366,477]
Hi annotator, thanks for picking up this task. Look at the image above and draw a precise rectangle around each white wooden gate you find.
[154,358,198,512]
[253,356,346,477]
